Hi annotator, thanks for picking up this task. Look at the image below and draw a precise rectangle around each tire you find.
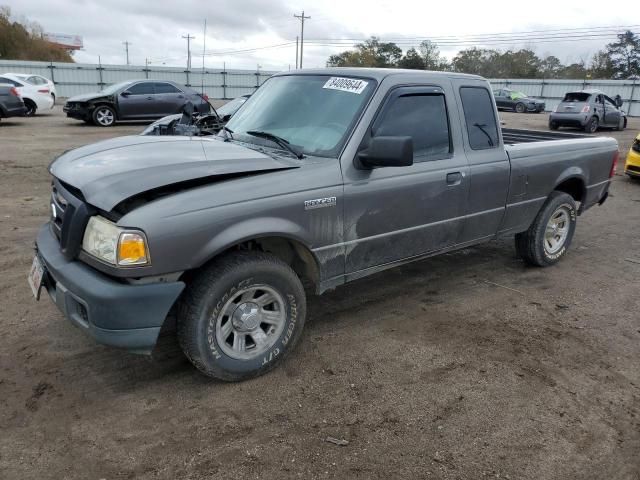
[515,191,577,267]
[549,120,559,130]
[614,117,625,131]
[178,251,307,381]
[515,103,526,114]
[584,116,598,133]
[92,105,116,127]
[24,99,37,116]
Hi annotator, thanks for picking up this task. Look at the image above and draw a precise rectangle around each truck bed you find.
[501,128,588,144]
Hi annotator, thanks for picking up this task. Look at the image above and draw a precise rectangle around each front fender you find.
[195,216,315,267]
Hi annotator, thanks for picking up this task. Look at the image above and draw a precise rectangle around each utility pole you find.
[295,36,299,69]
[122,41,131,65]
[182,34,195,70]
[293,11,310,68]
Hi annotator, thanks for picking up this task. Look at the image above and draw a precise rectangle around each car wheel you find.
[515,191,577,267]
[585,116,599,133]
[515,103,526,113]
[24,99,37,116]
[549,120,559,130]
[614,117,625,131]
[178,251,307,381]
[92,105,116,127]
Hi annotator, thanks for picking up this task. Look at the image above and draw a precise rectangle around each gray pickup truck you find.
[30,68,618,381]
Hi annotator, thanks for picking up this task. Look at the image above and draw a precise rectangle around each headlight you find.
[82,216,150,266]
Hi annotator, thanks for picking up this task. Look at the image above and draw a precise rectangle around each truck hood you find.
[49,135,299,211]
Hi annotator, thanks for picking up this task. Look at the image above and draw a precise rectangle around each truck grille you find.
[50,179,93,260]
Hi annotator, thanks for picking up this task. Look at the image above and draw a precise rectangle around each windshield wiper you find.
[245,130,304,159]
[473,123,495,147]
[221,125,234,141]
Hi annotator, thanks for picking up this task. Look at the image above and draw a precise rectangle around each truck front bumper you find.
[36,224,185,353]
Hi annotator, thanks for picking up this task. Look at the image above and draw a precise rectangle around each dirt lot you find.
[0,109,639,480]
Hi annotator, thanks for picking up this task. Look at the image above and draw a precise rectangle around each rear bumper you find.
[36,223,185,353]
[3,104,27,117]
[549,113,589,127]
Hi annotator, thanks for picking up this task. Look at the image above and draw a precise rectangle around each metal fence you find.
[489,78,640,116]
[1,60,638,115]
[0,60,276,99]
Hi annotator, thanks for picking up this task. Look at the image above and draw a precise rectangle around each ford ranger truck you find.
[30,68,619,381]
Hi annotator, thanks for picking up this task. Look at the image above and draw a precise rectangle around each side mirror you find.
[357,136,413,169]
[615,97,623,108]
[121,90,131,97]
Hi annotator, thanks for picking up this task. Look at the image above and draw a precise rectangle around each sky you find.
[5,0,638,71]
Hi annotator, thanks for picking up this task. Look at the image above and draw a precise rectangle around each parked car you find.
[31,68,618,381]
[141,94,250,136]
[624,132,640,180]
[493,88,545,113]
[63,80,210,127]
[0,83,27,122]
[549,89,627,133]
[0,73,56,116]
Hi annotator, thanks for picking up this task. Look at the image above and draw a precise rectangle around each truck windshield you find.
[225,75,376,158]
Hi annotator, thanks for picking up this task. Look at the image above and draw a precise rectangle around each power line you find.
[122,41,131,65]
[182,34,195,70]
[293,10,311,68]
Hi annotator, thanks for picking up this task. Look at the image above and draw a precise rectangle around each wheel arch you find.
[188,219,322,293]
[553,173,587,208]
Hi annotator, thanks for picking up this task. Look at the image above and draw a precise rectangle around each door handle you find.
[446,172,464,186]
[146,96,154,100]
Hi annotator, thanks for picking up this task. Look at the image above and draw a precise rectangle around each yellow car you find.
[626,133,640,179]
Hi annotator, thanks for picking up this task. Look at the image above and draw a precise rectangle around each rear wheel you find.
[584,116,599,133]
[515,191,577,267]
[24,99,37,116]
[178,251,307,381]
[92,105,116,127]
[515,103,526,114]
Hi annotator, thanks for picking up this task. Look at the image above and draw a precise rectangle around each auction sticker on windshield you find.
[323,77,369,94]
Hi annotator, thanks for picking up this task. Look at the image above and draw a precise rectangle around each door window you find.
[372,92,452,161]
[0,77,21,87]
[127,82,155,95]
[154,82,181,94]
[459,87,499,150]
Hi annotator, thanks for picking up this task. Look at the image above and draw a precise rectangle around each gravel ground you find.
[0,108,639,480]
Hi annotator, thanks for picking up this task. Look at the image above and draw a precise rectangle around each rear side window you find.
[154,82,181,94]
[127,82,155,95]
[459,87,499,150]
[373,93,451,161]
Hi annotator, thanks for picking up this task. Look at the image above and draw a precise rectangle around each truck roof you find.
[274,67,484,81]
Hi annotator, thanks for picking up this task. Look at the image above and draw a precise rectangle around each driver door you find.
[118,81,159,119]
[341,85,469,275]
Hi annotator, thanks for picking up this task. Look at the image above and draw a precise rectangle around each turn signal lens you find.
[117,233,149,266]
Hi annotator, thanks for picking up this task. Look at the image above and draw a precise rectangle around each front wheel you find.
[515,191,577,267]
[92,105,116,127]
[549,120,559,130]
[178,252,307,381]
[515,103,526,113]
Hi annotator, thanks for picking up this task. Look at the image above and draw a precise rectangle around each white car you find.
[0,73,56,116]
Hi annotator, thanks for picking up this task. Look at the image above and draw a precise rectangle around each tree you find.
[0,6,74,62]
[560,61,587,80]
[451,48,497,76]
[606,30,640,78]
[418,40,449,70]
[539,55,563,78]
[589,50,615,79]
[397,48,425,69]
[327,37,402,68]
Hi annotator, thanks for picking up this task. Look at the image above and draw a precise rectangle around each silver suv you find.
[549,89,626,133]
